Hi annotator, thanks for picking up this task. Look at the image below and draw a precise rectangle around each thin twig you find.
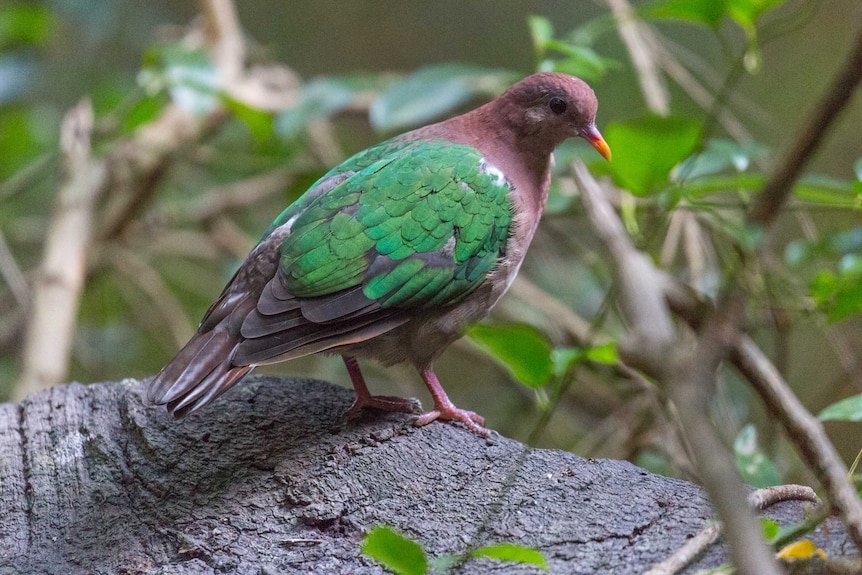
[645,484,819,575]
[0,229,29,308]
[199,0,298,111]
[734,337,862,549]
[605,0,669,115]
[107,248,195,347]
[177,167,293,224]
[748,23,862,227]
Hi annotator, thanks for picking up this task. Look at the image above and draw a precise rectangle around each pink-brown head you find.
[492,72,611,161]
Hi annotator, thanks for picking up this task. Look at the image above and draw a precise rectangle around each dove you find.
[148,72,611,436]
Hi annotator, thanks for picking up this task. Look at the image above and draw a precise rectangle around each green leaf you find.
[468,323,554,388]
[726,0,786,30]
[726,0,787,71]
[0,4,56,49]
[785,228,862,267]
[550,342,619,378]
[734,424,781,488]
[586,342,619,364]
[810,258,862,323]
[122,92,170,132]
[760,518,780,542]
[223,95,274,142]
[550,348,582,378]
[0,106,41,179]
[677,139,767,180]
[276,76,364,136]
[361,526,427,575]
[678,173,766,198]
[818,394,862,422]
[604,115,701,196]
[641,0,728,27]
[794,174,861,209]
[472,543,548,570]
[370,64,516,132]
[142,44,220,115]
[542,41,616,82]
[528,15,554,57]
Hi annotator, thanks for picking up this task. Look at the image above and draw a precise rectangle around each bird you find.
[147,72,611,437]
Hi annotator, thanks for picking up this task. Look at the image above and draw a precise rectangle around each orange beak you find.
[583,124,612,161]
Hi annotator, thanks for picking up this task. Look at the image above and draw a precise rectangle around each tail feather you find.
[168,361,252,417]
[148,325,252,417]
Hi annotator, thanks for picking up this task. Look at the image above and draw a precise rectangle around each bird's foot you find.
[342,355,421,419]
[415,406,489,437]
[344,394,422,419]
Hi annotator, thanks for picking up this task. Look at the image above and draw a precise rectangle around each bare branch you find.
[574,160,782,574]
[199,0,245,83]
[199,0,299,111]
[97,105,227,242]
[572,160,674,372]
[734,337,862,549]
[15,100,107,400]
[748,23,862,227]
[663,278,862,552]
[645,484,819,575]
[177,167,293,223]
[107,248,195,348]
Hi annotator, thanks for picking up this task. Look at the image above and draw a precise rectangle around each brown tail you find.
[147,322,252,417]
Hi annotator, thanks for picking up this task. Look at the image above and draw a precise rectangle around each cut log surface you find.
[0,376,852,574]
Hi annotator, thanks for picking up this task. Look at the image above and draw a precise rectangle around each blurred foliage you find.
[818,394,862,423]
[1,0,862,505]
[360,525,548,574]
[734,424,782,488]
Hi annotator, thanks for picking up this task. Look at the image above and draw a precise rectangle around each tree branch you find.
[646,485,819,575]
[663,277,862,552]
[748,22,862,227]
[574,161,783,574]
[605,0,669,115]
[15,100,107,400]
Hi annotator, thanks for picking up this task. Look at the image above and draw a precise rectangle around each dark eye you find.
[549,97,567,114]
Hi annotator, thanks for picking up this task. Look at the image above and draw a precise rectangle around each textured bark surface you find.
[0,375,853,574]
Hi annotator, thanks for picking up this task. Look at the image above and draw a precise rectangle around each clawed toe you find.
[415,407,489,437]
[345,394,421,419]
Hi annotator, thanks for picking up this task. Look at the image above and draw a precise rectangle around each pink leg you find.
[342,355,419,417]
[414,368,489,437]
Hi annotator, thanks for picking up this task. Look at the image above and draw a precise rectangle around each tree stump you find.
[0,375,853,574]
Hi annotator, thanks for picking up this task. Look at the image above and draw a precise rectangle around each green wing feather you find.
[278,138,513,310]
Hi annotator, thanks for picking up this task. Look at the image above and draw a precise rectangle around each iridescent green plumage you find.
[277,139,513,309]
[148,72,610,436]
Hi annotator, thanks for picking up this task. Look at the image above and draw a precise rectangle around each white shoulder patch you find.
[479,157,507,187]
